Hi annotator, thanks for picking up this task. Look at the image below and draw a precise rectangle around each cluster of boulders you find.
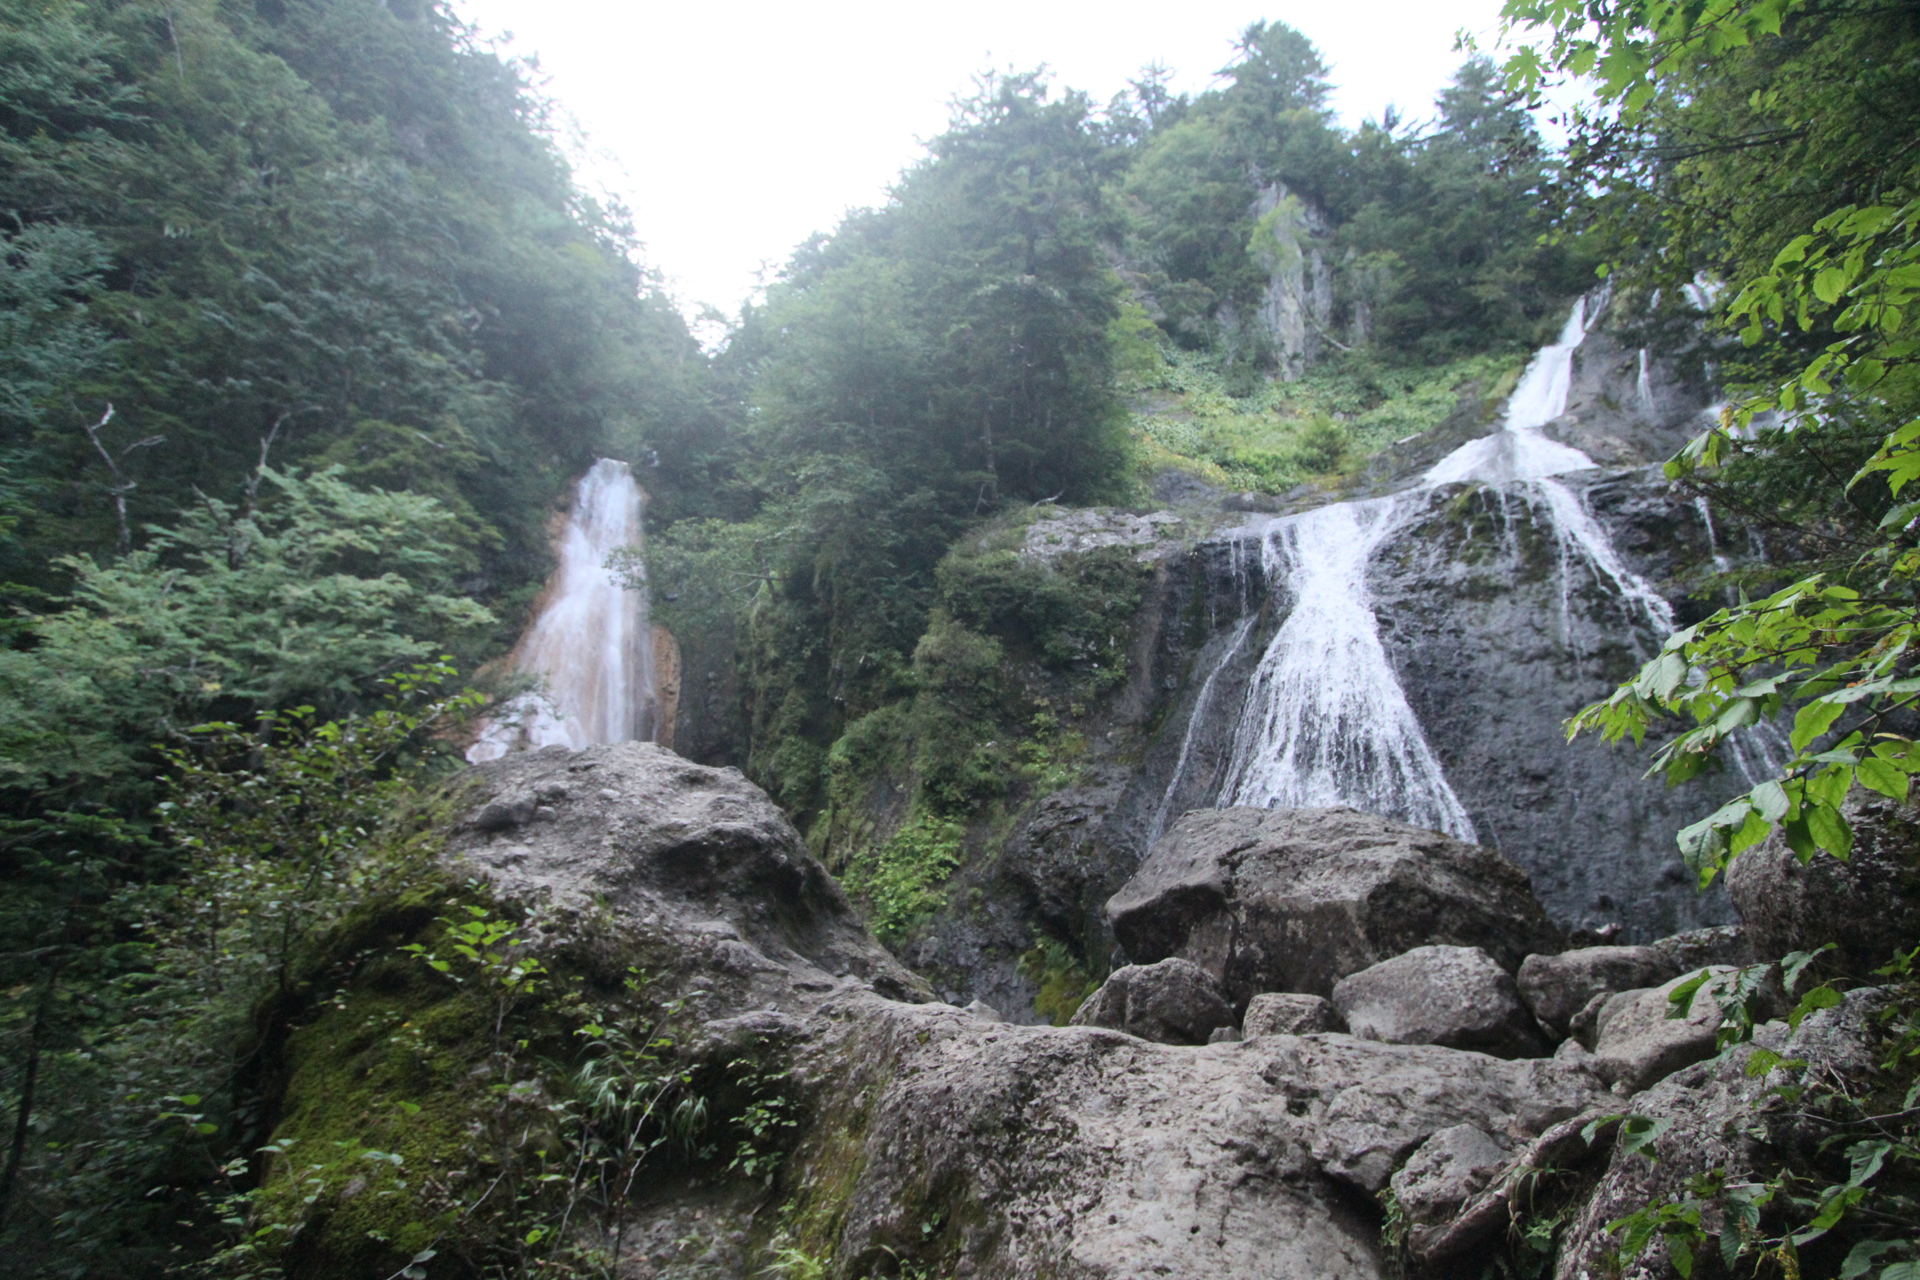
[260,746,1910,1280]
[1077,808,1754,1090]
[1066,804,1894,1275]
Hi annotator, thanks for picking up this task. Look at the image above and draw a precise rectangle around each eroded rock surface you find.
[260,743,1894,1280]
[1518,945,1679,1038]
[1332,945,1549,1059]
[1108,806,1562,1003]
[1244,992,1345,1037]
[446,741,929,1009]
[1727,789,1920,972]
[1586,968,1743,1093]
[1068,956,1236,1044]
[1389,1124,1513,1258]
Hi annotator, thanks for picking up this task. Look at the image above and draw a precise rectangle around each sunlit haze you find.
[454,1,1542,328]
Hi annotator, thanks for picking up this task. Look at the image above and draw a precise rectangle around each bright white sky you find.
[454,1,1543,328]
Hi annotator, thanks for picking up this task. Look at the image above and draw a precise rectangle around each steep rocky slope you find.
[253,743,1901,1279]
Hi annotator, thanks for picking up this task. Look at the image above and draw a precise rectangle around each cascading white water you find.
[1163,294,1693,840]
[1217,499,1478,839]
[466,459,655,763]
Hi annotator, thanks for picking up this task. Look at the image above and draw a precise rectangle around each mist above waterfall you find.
[468,459,657,762]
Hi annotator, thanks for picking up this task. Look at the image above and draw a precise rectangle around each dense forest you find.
[1,0,1917,1274]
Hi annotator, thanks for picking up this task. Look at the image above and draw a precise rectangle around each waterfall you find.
[1217,499,1477,839]
[1154,294,1705,841]
[467,459,655,763]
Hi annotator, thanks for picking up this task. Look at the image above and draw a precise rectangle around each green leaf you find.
[1806,801,1855,859]
[1751,779,1791,822]
[1814,267,1849,304]
[1857,755,1910,802]
[1666,971,1713,1020]
[1839,1239,1893,1279]
[1617,1113,1670,1159]
[1792,699,1847,752]
[1789,984,1843,1029]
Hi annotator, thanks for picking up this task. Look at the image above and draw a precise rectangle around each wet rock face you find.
[1107,807,1562,1003]
[1364,475,1761,939]
[1727,788,1920,972]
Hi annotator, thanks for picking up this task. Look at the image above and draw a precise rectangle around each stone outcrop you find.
[254,742,1901,1280]
[1108,807,1562,1003]
[1517,944,1679,1038]
[446,741,928,1008]
[1388,1124,1513,1259]
[1068,957,1236,1045]
[1332,945,1550,1059]
[1727,788,1920,972]
[1551,990,1888,1279]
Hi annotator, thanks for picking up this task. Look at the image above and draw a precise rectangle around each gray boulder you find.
[1388,1124,1512,1258]
[1108,807,1563,1004]
[1068,956,1236,1044]
[1332,945,1550,1059]
[1726,788,1920,972]
[1649,924,1753,971]
[1586,967,1747,1093]
[1244,992,1346,1037]
[446,741,928,1006]
[1517,945,1679,1038]
[1554,990,1886,1279]
[1253,1033,1605,1192]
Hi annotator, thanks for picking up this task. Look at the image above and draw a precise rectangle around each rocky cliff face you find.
[895,304,1773,1026]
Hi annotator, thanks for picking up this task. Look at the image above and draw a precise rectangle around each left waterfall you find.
[466,459,655,763]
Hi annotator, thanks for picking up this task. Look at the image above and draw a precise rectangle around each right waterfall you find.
[1167,294,1701,843]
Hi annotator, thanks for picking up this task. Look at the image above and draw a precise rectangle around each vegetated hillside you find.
[0,0,719,1268]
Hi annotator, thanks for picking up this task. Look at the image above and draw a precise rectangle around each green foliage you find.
[839,813,966,946]
[0,660,478,1275]
[1130,345,1523,492]
[1506,0,1920,1273]
[1017,939,1099,1026]
[0,466,491,810]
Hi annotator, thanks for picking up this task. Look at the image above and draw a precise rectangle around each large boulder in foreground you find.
[1068,956,1236,1044]
[1727,788,1920,972]
[1108,807,1562,1003]
[1332,945,1549,1059]
[446,741,928,1006]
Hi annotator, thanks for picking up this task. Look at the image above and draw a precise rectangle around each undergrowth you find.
[1127,345,1524,493]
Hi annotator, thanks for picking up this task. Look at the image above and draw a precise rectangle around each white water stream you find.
[467,458,655,763]
[1166,294,1704,839]
[1216,499,1477,838]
